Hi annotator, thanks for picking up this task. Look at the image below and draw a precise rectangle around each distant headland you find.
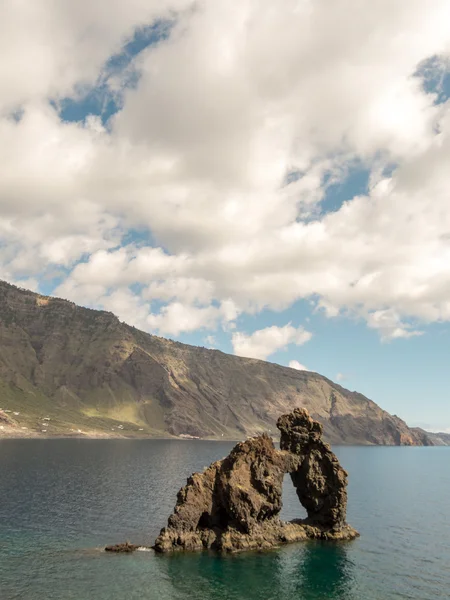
[0,279,446,445]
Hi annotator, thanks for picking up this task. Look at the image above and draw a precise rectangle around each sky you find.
[1,1,450,431]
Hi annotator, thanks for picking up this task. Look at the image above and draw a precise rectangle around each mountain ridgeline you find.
[0,280,441,444]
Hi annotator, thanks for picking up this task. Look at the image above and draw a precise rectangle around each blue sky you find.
[1,1,450,432]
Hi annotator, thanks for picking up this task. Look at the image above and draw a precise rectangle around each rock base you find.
[154,519,359,553]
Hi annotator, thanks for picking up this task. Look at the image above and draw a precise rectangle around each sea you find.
[0,439,449,600]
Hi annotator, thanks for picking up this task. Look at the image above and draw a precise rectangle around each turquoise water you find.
[0,440,449,599]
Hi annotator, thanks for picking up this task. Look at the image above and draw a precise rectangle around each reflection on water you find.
[161,543,355,600]
[294,544,355,599]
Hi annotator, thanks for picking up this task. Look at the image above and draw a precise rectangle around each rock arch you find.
[277,408,348,529]
[154,408,358,553]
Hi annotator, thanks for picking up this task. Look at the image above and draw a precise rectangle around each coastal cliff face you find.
[0,279,436,444]
[153,409,358,553]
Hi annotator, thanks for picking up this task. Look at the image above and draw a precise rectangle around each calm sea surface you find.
[0,440,449,600]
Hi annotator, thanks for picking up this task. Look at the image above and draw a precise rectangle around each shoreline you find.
[0,429,446,446]
[0,427,241,442]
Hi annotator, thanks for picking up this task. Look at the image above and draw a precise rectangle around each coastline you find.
[2,428,446,446]
[0,426,241,441]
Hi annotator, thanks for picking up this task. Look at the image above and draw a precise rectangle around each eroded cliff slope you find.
[0,280,435,444]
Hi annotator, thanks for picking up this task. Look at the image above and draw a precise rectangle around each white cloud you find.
[2,1,450,341]
[366,309,424,341]
[424,426,450,434]
[143,277,214,305]
[289,360,309,371]
[100,288,151,330]
[146,300,238,336]
[57,247,184,289]
[0,0,192,113]
[204,335,216,348]
[232,324,312,361]
[146,302,218,336]
[336,373,345,382]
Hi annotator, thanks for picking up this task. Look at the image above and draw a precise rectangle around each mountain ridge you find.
[0,279,441,445]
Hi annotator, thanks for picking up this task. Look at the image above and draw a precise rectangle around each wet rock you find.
[154,408,359,553]
[105,541,140,553]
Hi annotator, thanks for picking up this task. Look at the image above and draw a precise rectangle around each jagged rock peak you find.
[153,408,358,553]
[277,407,348,529]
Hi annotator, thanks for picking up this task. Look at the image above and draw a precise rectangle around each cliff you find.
[0,280,436,444]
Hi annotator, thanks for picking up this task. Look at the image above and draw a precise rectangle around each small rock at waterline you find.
[105,542,140,553]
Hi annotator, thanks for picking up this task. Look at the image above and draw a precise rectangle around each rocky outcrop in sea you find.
[153,408,359,552]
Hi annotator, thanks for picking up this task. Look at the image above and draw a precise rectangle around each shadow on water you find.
[160,542,356,600]
[293,543,356,599]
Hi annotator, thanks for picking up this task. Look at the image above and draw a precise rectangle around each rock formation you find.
[278,410,347,529]
[105,541,140,553]
[153,408,359,553]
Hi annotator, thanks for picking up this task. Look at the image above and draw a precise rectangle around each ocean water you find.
[0,440,449,600]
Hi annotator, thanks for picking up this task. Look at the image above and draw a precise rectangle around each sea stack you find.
[154,408,359,552]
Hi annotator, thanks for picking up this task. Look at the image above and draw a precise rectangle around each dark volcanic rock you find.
[278,409,348,529]
[105,542,140,553]
[153,408,359,553]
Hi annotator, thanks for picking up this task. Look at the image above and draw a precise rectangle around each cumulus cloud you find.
[147,302,225,336]
[232,325,312,361]
[100,288,151,330]
[204,335,216,348]
[0,0,192,112]
[366,309,424,341]
[146,303,216,336]
[288,360,309,371]
[143,277,214,305]
[1,1,450,341]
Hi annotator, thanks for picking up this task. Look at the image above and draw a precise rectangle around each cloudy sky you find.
[1,0,450,431]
